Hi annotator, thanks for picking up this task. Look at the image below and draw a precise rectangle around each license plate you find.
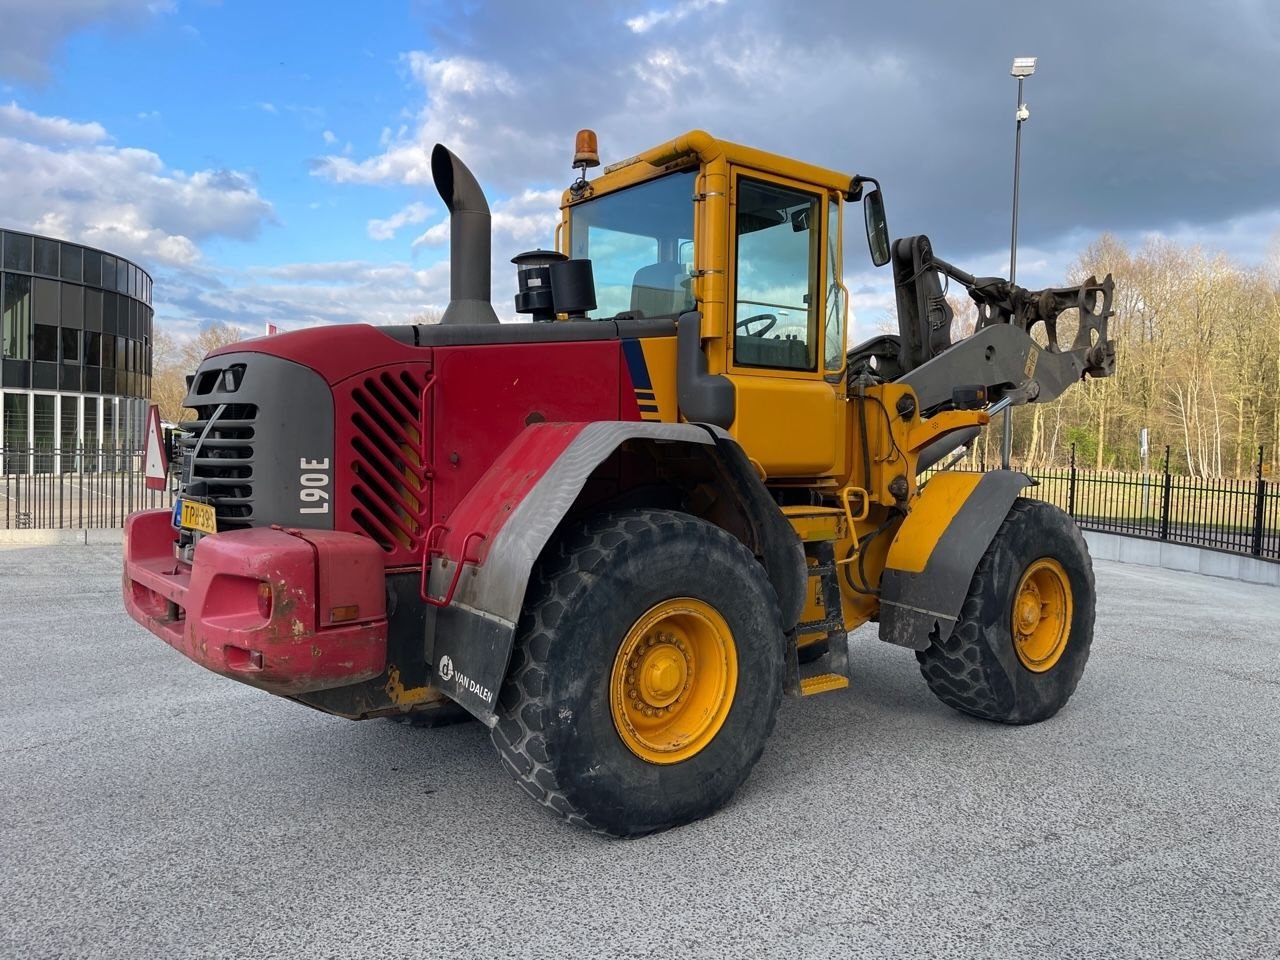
[177,498,217,535]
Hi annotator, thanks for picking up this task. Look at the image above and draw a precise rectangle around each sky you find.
[1,0,1278,340]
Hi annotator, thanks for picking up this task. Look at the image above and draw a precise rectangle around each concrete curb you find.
[1084,530,1279,588]
[0,528,123,546]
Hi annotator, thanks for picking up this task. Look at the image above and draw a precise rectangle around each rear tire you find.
[490,508,785,837]
[916,498,1095,725]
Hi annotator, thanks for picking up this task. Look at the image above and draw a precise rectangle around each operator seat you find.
[631,262,693,318]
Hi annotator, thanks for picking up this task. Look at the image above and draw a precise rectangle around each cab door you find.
[725,169,844,478]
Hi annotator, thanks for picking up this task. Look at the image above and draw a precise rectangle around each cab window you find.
[824,198,846,373]
[733,178,820,371]
[568,170,696,319]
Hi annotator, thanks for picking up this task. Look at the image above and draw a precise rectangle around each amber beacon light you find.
[573,129,600,170]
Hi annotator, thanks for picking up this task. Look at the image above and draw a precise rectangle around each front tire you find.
[490,508,785,837]
[916,498,1095,725]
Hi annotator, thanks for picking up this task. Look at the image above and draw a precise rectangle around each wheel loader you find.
[123,129,1116,837]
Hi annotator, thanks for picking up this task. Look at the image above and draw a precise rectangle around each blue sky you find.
[1,0,1278,339]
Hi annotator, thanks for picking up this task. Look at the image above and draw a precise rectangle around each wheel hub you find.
[1012,558,1073,673]
[1016,584,1042,634]
[629,635,691,709]
[610,599,737,765]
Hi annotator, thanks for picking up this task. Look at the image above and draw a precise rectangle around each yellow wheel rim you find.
[1012,558,1073,673]
[610,598,738,765]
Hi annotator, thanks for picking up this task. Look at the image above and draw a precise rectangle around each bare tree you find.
[151,322,249,423]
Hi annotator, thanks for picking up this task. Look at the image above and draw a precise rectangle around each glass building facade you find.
[1,229,153,471]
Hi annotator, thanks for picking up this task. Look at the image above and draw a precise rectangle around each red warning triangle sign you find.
[144,404,168,491]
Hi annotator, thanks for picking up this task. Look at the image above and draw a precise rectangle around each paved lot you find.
[1,546,1277,960]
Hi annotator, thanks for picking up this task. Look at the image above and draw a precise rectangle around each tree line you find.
[956,234,1279,479]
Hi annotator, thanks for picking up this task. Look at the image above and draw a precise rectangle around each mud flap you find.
[424,604,510,723]
[878,470,1032,650]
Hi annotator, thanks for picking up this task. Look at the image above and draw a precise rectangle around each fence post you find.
[1159,445,1172,541]
[1252,445,1267,558]
[1067,443,1077,518]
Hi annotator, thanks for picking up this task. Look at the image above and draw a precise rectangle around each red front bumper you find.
[123,510,388,695]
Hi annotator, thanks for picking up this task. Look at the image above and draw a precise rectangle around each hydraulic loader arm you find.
[873,235,1115,415]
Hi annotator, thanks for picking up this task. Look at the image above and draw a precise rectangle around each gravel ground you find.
[1,545,1277,960]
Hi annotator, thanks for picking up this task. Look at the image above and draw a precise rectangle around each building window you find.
[103,291,117,332]
[3,233,33,273]
[34,237,59,277]
[60,393,79,444]
[60,395,79,471]
[60,244,83,282]
[83,250,102,287]
[32,278,59,326]
[85,331,102,366]
[61,283,84,328]
[33,394,55,473]
[3,274,32,360]
[83,396,98,470]
[85,289,102,331]
[33,324,58,362]
[103,397,116,451]
[61,328,80,363]
[116,258,128,293]
[3,392,29,466]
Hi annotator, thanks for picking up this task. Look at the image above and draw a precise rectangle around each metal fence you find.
[0,447,172,529]
[3,441,1277,563]
[1021,444,1279,561]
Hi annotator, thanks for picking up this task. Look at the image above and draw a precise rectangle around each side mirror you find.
[864,188,890,267]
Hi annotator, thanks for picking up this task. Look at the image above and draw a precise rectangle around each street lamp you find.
[1001,55,1037,470]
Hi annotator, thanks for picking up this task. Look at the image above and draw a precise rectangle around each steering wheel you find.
[736,313,777,337]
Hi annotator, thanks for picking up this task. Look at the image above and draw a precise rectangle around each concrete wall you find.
[0,528,123,546]
[1085,530,1280,588]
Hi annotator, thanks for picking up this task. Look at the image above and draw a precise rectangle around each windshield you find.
[568,169,696,319]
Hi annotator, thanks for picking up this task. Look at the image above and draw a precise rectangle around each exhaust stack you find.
[431,144,500,325]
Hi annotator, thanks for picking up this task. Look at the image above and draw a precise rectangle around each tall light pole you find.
[1002,55,1036,470]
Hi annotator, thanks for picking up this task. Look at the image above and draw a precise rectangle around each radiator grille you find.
[179,402,257,529]
[349,369,429,553]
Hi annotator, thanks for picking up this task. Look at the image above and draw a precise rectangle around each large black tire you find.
[916,498,1095,725]
[797,638,829,665]
[490,508,785,837]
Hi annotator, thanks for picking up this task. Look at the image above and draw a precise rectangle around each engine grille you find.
[179,402,258,530]
[347,368,430,553]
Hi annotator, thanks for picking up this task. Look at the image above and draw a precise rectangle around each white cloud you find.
[321,129,337,145]
[155,258,453,337]
[625,0,727,34]
[367,201,434,240]
[0,0,168,83]
[0,100,107,145]
[0,103,274,267]
[257,101,278,114]
[311,53,541,190]
[411,187,561,265]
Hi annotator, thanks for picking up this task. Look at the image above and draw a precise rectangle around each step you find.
[799,673,850,696]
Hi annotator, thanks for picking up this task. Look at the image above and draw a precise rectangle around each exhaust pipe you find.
[431,144,500,325]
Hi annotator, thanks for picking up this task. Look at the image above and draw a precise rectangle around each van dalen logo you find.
[437,654,492,703]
